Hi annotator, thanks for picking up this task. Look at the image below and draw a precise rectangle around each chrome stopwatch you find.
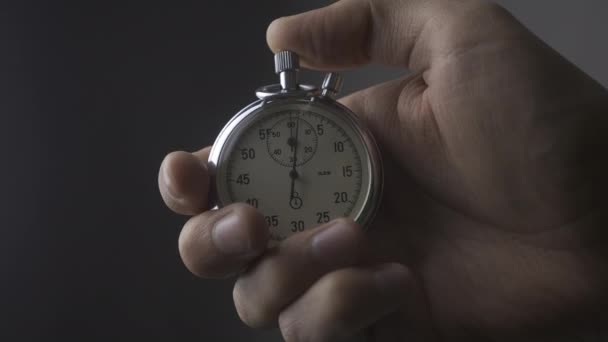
[208,51,383,242]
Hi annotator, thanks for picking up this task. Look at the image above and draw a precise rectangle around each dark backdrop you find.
[1,1,607,341]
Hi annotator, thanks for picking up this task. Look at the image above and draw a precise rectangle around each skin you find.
[159,0,608,340]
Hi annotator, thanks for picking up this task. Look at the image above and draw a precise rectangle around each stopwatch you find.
[208,51,383,242]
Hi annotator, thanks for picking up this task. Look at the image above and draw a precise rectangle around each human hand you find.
[159,0,608,340]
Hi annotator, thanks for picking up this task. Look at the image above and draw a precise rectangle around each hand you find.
[159,0,608,340]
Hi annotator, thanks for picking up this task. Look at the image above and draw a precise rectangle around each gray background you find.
[1,0,606,341]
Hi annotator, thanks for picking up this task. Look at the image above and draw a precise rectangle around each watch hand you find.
[290,172,296,201]
[292,115,300,169]
[289,113,294,151]
[289,114,300,201]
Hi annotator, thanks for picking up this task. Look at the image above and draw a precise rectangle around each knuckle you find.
[332,217,358,230]
[311,11,334,64]
[323,274,353,310]
[466,1,513,25]
[162,151,188,188]
[228,203,268,249]
[159,150,208,214]
[230,203,267,230]
[232,282,253,326]
[160,189,187,213]
[474,0,508,15]
[299,5,368,67]
[330,217,364,241]
[230,202,260,221]
[232,254,296,329]
[290,7,327,64]
[316,273,359,333]
[162,151,184,172]
[454,0,516,31]
[233,278,276,328]
[278,271,365,342]
[177,213,214,278]
[278,311,304,342]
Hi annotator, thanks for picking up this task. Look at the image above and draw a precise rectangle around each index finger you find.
[266,0,519,72]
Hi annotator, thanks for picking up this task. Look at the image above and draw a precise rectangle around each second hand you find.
[289,114,300,204]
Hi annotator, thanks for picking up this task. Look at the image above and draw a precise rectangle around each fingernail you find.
[212,213,251,255]
[311,220,359,267]
[374,263,410,295]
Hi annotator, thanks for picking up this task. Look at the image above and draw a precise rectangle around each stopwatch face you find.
[209,99,381,242]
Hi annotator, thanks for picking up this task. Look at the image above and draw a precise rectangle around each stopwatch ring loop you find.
[256,84,317,99]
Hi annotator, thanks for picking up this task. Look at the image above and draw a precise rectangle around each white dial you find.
[211,100,380,242]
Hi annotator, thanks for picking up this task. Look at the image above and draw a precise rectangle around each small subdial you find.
[266,116,318,167]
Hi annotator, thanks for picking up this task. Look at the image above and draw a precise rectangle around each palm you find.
[349,22,608,338]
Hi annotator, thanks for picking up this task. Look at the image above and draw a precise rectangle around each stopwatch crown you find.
[274,51,300,74]
[275,51,300,91]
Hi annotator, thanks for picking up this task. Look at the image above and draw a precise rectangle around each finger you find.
[159,147,211,215]
[337,75,421,144]
[266,0,432,70]
[192,146,212,161]
[278,263,413,342]
[337,74,438,175]
[267,0,518,71]
[233,218,367,328]
[178,203,269,278]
